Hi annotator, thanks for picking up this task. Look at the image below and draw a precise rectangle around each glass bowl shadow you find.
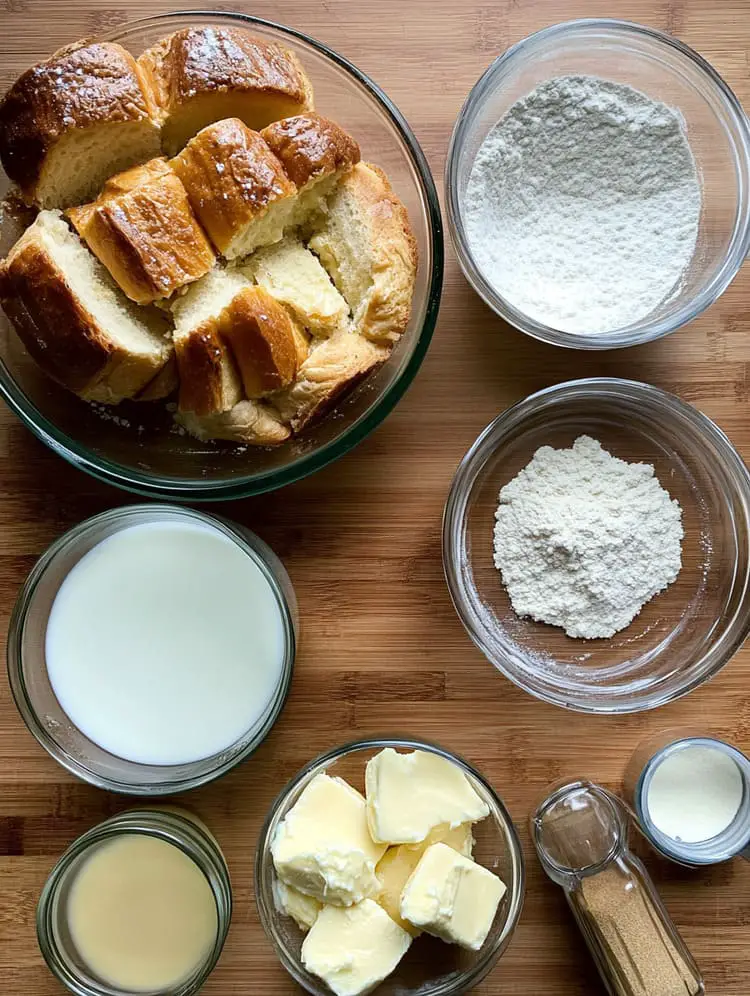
[0,10,443,499]
[7,504,297,794]
[446,18,750,349]
[443,378,750,713]
[255,737,525,996]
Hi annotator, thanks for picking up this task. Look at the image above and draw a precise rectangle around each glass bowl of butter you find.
[255,737,525,995]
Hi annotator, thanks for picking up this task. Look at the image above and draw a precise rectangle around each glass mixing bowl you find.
[442,379,750,713]
[0,11,442,499]
[446,18,750,349]
[7,504,297,794]
[255,737,525,995]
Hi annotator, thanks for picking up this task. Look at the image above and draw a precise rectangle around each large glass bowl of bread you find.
[0,11,442,498]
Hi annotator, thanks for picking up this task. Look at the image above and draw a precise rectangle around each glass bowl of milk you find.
[7,505,297,793]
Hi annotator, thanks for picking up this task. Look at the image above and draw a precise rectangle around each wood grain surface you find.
[1,0,750,993]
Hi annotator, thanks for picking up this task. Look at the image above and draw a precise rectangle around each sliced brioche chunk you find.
[68,159,215,305]
[171,267,250,415]
[139,27,314,156]
[261,112,360,219]
[244,236,350,337]
[0,210,171,402]
[177,400,290,446]
[172,118,297,258]
[220,285,301,398]
[0,41,161,208]
[274,329,389,432]
[135,354,178,402]
[309,162,417,343]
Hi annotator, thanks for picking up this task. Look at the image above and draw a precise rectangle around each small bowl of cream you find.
[8,504,296,793]
[446,18,750,348]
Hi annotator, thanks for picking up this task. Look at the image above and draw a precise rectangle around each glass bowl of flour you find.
[446,19,750,349]
[442,378,750,713]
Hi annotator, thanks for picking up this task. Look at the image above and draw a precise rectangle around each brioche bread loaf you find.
[274,329,389,432]
[261,112,360,217]
[244,236,349,337]
[170,268,246,415]
[68,159,215,305]
[0,41,161,209]
[172,118,297,258]
[309,162,417,343]
[139,27,314,156]
[0,211,172,402]
[177,400,290,446]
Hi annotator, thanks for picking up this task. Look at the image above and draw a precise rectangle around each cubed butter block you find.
[400,842,506,951]
[271,773,387,905]
[375,822,475,934]
[301,899,412,996]
[365,748,490,844]
[273,879,321,932]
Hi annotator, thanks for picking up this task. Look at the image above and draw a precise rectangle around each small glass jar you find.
[532,780,704,996]
[37,808,232,996]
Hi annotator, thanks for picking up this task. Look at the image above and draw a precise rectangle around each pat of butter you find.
[375,822,474,934]
[365,748,490,844]
[271,773,387,906]
[301,899,411,996]
[272,879,321,932]
[400,842,506,951]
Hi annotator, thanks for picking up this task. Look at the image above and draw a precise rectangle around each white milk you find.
[46,520,286,765]
[646,745,743,844]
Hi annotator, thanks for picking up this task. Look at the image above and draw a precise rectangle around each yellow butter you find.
[375,822,474,934]
[301,899,411,996]
[272,879,321,932]
[399,842,506,951]
[271,773,387,906]
[365,748,489,844]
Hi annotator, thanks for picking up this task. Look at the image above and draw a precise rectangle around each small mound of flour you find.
[465,75,701,334]
[493,436,683,639]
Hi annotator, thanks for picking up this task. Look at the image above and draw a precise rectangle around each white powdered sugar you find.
[465,75,701,334]
[493,436,683,639]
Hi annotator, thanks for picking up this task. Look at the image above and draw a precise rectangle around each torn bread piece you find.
[139,26,314,156]
[177,400,290,446]
[171,268,248,416]
[261,112,360,220]
[172,118,297,259]
[134,354,179,402]
[0,40,161,209]
[0,210,171,402]
[274,329,389,433]
[68,159,215,305]
[243,236,349,337]
[309,162,417,344]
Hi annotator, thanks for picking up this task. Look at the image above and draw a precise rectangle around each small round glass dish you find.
[7,504,297,794]
[446,18,750,349]
[443,378,750,713]
[255,737,525,995]
[0,10,442,499]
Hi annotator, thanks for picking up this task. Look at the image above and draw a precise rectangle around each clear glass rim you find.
[254,735,526,996]
[0,8,444,500]
[442,377,750,714]
[36,809,232,996]
[7,504,296,794]
[445,17,750,350]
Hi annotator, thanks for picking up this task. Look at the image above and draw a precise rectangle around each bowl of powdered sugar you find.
[446,19,750,348]
[442,378,750,713]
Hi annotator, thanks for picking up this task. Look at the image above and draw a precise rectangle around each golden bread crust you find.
[177,399,291,446]
[139,27,314,152]
[0,41,156,204]
[69,161,215,304]
[274,330,389,432]
[175,323,242,417]
[220,285,300,398]
[135,353,178,401]
[172,118,295,255]
[261,112,360,190]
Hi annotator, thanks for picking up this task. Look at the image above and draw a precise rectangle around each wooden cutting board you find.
[1,0,749,993]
